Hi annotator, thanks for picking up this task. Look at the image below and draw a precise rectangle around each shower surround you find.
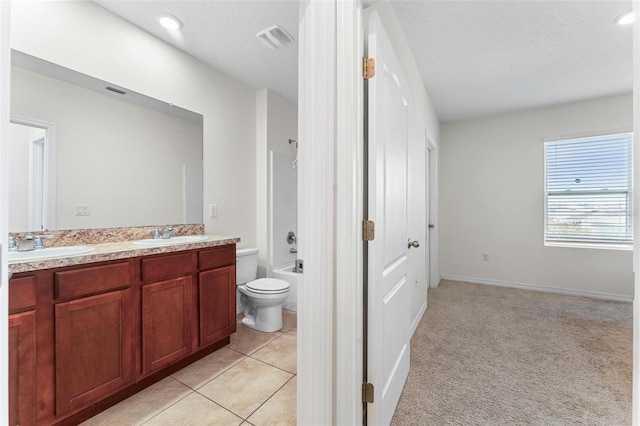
[269,150,299,310]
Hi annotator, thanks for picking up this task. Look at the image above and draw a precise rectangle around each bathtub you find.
[272,265,301,312]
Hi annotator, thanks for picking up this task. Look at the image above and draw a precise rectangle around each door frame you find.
[424,138,430,289]
[335,0,365,423]
[427,130,439,288]
[632,1,640,423]
[297,1,336,423]
[297,0,364,424]
[0,1,11,423]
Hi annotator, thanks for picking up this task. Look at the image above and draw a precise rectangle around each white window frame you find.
[544,132,633,250]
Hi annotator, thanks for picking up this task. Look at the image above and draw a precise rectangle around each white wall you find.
[11,1,257,245]
[266,92,298,158]
[10,66,202,231]
[368,2,441,333]
[440,94,634,299]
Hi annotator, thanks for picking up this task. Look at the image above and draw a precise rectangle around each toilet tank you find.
[236,248,259,284]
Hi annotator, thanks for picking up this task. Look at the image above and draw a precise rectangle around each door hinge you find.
[362,220,375,241]
[363,57,375,80]
[362,382,374,404]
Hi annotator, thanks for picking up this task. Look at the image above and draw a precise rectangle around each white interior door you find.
[366,10,410,425]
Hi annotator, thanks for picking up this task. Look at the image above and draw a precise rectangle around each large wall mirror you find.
[9,50,204,233]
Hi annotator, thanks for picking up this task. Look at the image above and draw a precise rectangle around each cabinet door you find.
[55,289,133,416]
[141,276,193,375]
[9,310,36,426]
[199,266,236,347]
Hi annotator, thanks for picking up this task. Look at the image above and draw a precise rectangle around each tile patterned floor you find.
[82,310,297,426]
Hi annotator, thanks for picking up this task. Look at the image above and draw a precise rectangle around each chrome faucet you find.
[18,235,35,251]
[34,235,49,249]
[8,236,17,251]
[18,234,52,251]
[152,229,162,239]
[161,227,174,239]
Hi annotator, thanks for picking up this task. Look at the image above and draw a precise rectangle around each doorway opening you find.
[8,117,56,232]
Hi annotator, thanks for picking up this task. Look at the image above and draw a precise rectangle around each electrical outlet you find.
[482,252,489,262]
[75,205,90,216]
[209,204,218,218]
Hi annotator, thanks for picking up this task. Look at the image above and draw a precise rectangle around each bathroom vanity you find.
[8,232,239,426]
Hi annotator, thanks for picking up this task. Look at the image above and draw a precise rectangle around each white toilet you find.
[236,248,290,332]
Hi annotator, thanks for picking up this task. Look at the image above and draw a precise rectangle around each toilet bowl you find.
[236,248,290,332]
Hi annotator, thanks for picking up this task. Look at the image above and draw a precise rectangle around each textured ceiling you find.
[391,0,633,122]
[94,1,299,103]
[93,1,633,123]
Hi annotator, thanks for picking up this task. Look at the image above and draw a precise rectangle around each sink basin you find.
[8,246,95,263]
[133,235,209,246]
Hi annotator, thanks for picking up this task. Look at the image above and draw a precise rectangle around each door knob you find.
[428,224,435,229]
[408,240,420,249]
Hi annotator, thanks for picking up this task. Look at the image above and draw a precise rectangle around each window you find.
[544,132,633,248]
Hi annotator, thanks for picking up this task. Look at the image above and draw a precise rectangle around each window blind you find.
[544,133,633,245]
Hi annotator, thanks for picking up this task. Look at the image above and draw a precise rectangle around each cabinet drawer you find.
[141,252,193,282]
[198,244,235,271]
[55,262,130,300]
[9,276,37,312]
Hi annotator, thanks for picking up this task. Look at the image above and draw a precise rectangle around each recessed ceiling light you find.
[617,11,635,26]
[159,14,182,31]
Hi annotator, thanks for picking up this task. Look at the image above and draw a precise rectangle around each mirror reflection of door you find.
[9,119,55,231]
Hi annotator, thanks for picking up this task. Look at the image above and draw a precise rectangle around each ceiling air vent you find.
[105,86,126,95]
[256,25,294,49]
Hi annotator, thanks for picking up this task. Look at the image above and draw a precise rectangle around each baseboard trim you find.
[441,274,633,302]
[409,301,427,338]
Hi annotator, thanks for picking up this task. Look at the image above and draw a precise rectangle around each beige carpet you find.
[391,280,632,425]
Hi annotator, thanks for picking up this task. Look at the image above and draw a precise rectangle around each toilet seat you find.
[245,278,289,295]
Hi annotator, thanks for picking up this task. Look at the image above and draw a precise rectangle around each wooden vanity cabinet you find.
[8,276,37,426]
[7,243,236,426]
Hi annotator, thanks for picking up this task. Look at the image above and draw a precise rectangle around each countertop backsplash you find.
[9,224,205,247]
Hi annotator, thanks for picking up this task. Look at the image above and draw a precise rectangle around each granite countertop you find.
[9,235,240,274]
